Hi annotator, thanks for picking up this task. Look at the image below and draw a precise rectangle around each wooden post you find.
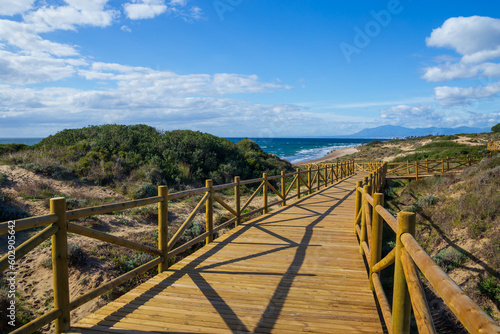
[235,176,241,226]
[407,160,410,175]
[368,173,373,195]
[317,166,320,191]
[328,164,331,185]
[359,184,369,255]
[205,180,213,244]
[296,168,301,199]
[415,161,419,181]
[51,197,70,334]
[447,156,450,171]
[263,173,268,214]
[378,166,382,191]
[442,159,445,173]
[324,166,328,188]
[158,186,169,273]
[308,167,312,195]
[467,154,471,167]
[336,163,339,182]
[426,159,429,174]
[392,212,416,334]
[281,171,286,206]
[369,193,384,290]
[354,180,362,232]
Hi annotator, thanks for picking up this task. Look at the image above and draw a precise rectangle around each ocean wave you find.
[285,144,360,163]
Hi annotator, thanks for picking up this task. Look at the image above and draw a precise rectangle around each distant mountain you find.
[342,125,490,139]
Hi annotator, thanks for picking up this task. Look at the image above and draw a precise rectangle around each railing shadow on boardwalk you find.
[83,176,357,333]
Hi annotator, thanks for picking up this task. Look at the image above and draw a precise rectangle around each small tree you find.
[492,123,500,133]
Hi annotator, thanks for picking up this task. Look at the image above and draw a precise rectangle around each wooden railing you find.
[354,163,500,334]
[356,154,491,179]
[0,161,355,334]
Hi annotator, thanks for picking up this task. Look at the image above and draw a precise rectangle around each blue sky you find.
[1,0,500,138]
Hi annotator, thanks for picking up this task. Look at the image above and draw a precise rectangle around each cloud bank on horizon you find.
[0,1,499,137]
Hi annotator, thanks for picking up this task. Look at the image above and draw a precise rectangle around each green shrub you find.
[8,125,293,189]
[112,252,154,275]
[420,141,462,149]
[0,143,29,156]
[417,194,438,207]
[406,204,421,213]
[67,243,87,267]
[133,183,157,199]
[432,248,468,272]
[478,277,500,304]
[366,140,383,146]
[492,123,500,133]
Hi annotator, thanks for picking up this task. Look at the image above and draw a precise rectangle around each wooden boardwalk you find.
[70,173,383,333]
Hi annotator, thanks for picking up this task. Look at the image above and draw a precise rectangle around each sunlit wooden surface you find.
[69,173,383,333]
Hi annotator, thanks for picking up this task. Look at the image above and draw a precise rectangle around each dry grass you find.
[384,154,500,321]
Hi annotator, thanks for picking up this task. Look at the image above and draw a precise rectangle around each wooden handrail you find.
[353,159,500,334]
[1,160,355,333]
[402,234,500,333]
[401,248,435,334]
[0,214,58,235]
[0,224,58,272]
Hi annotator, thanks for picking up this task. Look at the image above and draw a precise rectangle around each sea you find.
[0,137,376,164]
[226,138,371,163]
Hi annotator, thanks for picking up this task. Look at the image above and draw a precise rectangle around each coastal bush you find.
[492,123,500,133]
[392,143,488,162]
[432,247,468,272]
[0,143,29,156]
[478,277,500,305]
[417,194,438,207]
[366,140,383,146]
[133,183,157,199]
[8,125,293,190]
[419,141,462,148]
[0,173,6,186]
[67,243,87,267]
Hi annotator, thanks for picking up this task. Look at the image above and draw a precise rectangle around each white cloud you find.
[79,62,291,96]
[380,104,444,126]
[124,0,167,20]
[426,16,500,63]
[434,81,500,106]
[0,0,35,16]
[0,50,76,84]
[0,83,306,137]
[24,2,118,33]
[0,19,78,56]
[423,16,500,107]
[121,25,132,32]
[123,0,203,21]
[424,16,500,82]
[423,62,500,82]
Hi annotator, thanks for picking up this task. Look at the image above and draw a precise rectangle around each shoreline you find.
[293,146,359,166]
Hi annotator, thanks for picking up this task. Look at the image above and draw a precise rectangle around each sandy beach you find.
[294,146,359,165]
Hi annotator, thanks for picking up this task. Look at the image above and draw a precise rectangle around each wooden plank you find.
[71,172,384,334]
